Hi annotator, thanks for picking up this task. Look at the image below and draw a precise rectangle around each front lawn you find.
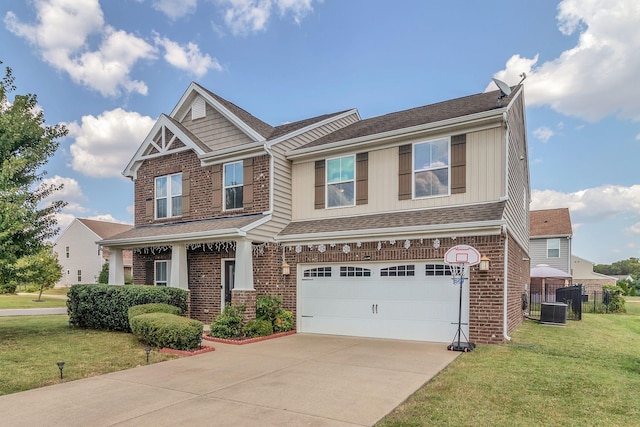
[378,311,640,426]
[0,315,176,396]
[0,294,68,309]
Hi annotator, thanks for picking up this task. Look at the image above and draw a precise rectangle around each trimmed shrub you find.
[244,319,273,338]
[274,310,294,333]
[210,303,245,339]
[128,303,182,324]
[130,313,203,351]
[256,294,283,325]
[603,285,626,313]
[67,284,188,332]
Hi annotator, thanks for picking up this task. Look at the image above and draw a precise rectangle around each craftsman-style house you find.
[101,82,530,344]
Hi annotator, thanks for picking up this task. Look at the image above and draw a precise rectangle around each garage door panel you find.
[298,262,469,343]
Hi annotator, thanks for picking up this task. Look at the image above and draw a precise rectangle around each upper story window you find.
[414,138,449,198]
[224,161,243,210]
[155,173,182,219]
[65,246,69,258]
[547,238,560,258]
[327,155,355,208]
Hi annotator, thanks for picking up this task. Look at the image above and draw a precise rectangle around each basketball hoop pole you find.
[444,245,480,352]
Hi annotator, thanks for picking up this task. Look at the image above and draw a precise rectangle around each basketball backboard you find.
[444,244,481,266]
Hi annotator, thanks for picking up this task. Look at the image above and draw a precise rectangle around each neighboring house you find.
[54,218,133,287]
[571,255,616,294]
[101,82,531,345]
[611,274,634,283]
[530,208,573,274]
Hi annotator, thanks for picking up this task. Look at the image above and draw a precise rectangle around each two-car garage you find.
[297,261,469,343]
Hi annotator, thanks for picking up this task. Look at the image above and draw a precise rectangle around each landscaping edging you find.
[159,345,216,356]
[203,330,296,345]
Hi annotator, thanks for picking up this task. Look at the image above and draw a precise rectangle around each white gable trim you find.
[266,109,360,148]
[171,82,266,143]
[122,115,209,179]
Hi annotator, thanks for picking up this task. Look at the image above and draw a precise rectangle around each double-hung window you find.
[414,138,449,198]
[326,155,355,208]
[224,161,243,210]
[155,173,182,219]
[547,238,560,258]
[155,261,168,286]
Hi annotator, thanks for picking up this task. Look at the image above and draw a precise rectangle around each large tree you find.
[0,64,67,288]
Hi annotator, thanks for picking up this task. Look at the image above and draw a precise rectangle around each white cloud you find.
[152,0,198,19]
[154,34,222,76]
[66,109,155,178]
[636,133,640,141]
[40,176,86,207]
[533,126,554,143]
[488,0,640,122]
[5,0,156,97]
[628,222,640,235]
[219,0,315,35]
[531,184,640,224]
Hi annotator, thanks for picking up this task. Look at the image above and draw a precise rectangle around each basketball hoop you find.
[443,245,480,352]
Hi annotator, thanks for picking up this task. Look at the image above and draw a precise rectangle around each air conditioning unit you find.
[540,302,568,325]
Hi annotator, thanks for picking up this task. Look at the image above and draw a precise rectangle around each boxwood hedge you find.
[67,284,188,332]
[130,313,203,351]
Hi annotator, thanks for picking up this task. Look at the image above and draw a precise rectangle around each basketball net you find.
[449,262,467,286]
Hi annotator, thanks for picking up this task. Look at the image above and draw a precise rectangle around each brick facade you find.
[134,150,270,226]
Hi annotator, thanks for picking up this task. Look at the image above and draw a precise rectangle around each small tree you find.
[14,245,62,301]
[98,262,109,284]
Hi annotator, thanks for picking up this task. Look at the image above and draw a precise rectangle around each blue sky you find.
[2,0,639,265]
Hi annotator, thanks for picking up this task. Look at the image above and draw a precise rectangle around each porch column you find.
[234,239,255,290]
[108,248,125,285]
[170,243,188,290]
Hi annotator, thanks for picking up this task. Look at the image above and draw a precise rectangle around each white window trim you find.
[223,160,243,211]
[155,173,182,219]
[547,238,560,258]
[154,260,169,286]
[412,137,451,199]
[326,154,356,209]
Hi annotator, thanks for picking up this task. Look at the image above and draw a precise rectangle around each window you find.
[77,270,82,282]
[547,238,560,258]
[155,261,168,286]
[340,266,371,277]
[381,265,415,277]
[224,161,243,210]
[425,264,453,276]
[303,267,332,278]
[327,155,355,208]
[65,246,69,258]
[414,138,449,198]
[155,173,182,218]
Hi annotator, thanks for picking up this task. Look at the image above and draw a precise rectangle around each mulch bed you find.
[203,330,296,345]
[159,345,216,356]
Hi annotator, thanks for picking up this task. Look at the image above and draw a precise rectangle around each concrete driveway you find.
[0,334,459,426]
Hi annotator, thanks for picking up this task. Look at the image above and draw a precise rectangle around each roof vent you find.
[192,96,206,120]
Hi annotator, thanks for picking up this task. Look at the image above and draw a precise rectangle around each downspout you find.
[503,224,511,341]
[263,143,274,214]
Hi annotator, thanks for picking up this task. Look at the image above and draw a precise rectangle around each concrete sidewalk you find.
[0,307,67,316]
[0,334,459,426]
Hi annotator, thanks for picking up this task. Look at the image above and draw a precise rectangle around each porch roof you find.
[99,214,264,248]
[276,201,506,243]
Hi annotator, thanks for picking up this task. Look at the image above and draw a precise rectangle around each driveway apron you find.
[0,334,459,426]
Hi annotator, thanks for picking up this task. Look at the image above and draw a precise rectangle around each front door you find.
[222,260,235,307]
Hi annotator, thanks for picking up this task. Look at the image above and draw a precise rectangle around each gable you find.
[180,102,254,151]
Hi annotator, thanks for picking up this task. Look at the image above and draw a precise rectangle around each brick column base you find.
[232,289,256,323]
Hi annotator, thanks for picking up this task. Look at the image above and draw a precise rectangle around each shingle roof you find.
[278,202,506,238]
[100,214,263,245]
[77,219,133,239]
[530,208,572,237]
[268,110,352,140]
[298,88,516,149]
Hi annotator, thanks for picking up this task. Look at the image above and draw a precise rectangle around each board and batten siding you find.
[248,112,360,241]
[291,126,505,220]
[180,103,253,151]
[502,91,530,253]
[529,238,571,273]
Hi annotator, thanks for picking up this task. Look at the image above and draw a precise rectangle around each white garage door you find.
[298,262,469,342]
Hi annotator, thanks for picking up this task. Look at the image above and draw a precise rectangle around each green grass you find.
[0,295,68,309]
[378,311,640,427]
[0,315,176,396]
